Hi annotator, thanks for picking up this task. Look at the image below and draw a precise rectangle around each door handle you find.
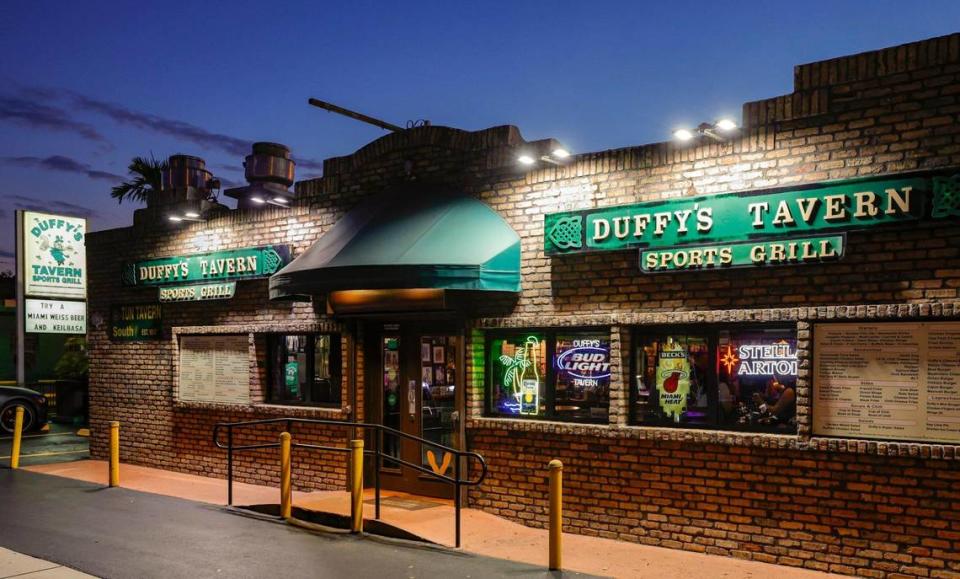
[408,379,417,420]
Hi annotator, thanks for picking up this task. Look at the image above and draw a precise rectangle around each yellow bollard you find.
[109,421,120,487]
[548,459,563,571]
[350,439,364,533]
[10,406,24,469]
[280,432,292,519]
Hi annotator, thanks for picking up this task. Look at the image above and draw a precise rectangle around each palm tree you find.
[111,155,167,204]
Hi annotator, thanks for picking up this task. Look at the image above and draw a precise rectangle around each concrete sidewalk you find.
[0,547,95,578]
[27,460,844,579]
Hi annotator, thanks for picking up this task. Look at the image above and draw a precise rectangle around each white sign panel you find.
[813,321,960,444]
[22,211,87,299]
[178,335,251,404]
[25,299,87,334]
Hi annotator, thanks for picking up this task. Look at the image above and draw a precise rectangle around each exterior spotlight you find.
[272,197,289,204]
[552,148,570,159]
[168,215,183,222]
[250,196,266,204]
[674,120,740,143]
[716,118,738,131]
[518,154,536,166]
[184,211,200,218]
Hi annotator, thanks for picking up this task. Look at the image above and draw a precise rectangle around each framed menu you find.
[179,334,250,404]
[813,322,960,444]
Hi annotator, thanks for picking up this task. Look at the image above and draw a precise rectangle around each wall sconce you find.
[673,118,739,143]
[517,139,573,167]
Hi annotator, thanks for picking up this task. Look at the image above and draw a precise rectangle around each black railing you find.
[212,417,487,547]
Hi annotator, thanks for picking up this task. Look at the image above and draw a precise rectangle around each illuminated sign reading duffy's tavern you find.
[544,173,960,271]
[122,245,291,287]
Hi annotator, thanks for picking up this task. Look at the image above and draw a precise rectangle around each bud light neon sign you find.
[555,340,611,381]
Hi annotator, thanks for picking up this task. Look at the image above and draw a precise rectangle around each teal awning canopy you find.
[269,192,521,299]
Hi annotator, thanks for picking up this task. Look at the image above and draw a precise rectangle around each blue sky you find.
[1,1,959,271]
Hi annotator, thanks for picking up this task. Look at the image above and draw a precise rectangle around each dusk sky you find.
[1,1,959,272]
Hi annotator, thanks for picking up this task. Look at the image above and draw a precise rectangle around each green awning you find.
[269,192,521,299]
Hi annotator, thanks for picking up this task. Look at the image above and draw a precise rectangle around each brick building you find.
[87,34,960,577]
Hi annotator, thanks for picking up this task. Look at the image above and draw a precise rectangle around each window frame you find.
[265,332,342,408]
[484,327,611,424]
[630,323,798,433]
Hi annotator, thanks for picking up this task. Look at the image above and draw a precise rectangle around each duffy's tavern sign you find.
[122,246,291,301]
[544,173,960,272]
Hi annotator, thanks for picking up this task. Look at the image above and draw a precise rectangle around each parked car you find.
[0,386,49,434]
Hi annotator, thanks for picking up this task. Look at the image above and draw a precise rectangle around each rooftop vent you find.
[225,142,297,208]
[156,154,227,224]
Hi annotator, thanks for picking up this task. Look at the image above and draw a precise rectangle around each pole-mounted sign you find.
[15,210,89,385]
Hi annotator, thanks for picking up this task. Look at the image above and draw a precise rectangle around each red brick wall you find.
[468,425,960,578]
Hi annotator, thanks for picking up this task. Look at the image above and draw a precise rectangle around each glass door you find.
[374,325,461,498]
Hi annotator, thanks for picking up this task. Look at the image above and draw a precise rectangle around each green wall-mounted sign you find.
[122,245,291,286]
[640,234,845,273]
[110,303,162,341]
[159,282,236,302]
[545,173,959,255]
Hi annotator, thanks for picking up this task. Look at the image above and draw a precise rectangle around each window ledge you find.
[467,416,800,448]
[174,399,347,418]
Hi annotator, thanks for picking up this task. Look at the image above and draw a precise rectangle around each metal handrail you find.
[211,417,487,547]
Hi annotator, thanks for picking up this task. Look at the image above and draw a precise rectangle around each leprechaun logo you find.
[24,212,87,298]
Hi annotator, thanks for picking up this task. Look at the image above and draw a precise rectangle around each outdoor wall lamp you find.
[167,198,224,224]
[517,139,573,167]
[673,118,739,143]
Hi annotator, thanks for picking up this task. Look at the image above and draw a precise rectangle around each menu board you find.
[178,335,250,404]
[813,322,960,444]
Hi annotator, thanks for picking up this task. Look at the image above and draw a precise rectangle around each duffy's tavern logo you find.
[29,216,84,287]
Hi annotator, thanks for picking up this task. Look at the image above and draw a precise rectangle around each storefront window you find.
[267,334,341,406]
[487,330,609,423]
[554,334,610,422]
[633,326,796,433]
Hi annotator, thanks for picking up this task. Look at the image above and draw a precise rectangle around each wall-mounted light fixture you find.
[516,138,573,168]
[673,118,739,143]
[166,195,227,225]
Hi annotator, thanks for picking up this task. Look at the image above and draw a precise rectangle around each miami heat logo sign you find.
[657,340,690,421]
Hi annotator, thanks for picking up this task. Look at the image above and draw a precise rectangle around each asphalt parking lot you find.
[0,422,89,467]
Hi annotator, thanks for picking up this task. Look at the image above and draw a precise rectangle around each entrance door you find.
[372,324,462,498]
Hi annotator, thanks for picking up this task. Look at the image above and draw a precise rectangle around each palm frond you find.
[111,154,168,204]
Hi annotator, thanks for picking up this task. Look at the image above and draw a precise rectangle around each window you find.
[267,334,342,406]
[633,326,796,433]
[487,330,610,423]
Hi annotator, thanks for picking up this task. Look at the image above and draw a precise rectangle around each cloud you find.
[1,155,123,182]
[68,92,253,157]
[293,157,324,172]
[3,86,325,173]
[4,194,100,219]
[0,95,109,144]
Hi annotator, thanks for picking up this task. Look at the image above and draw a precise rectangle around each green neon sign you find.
[640,234,845,273]
[123,245,291,286]
[545,173,959,255]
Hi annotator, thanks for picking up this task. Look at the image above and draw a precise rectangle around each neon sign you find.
[555,340,611,381]
[722,339,797,376]
[498,336,542,415]
[719,344,739,375]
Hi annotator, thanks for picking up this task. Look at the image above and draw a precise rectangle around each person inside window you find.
[753,377,796,423]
